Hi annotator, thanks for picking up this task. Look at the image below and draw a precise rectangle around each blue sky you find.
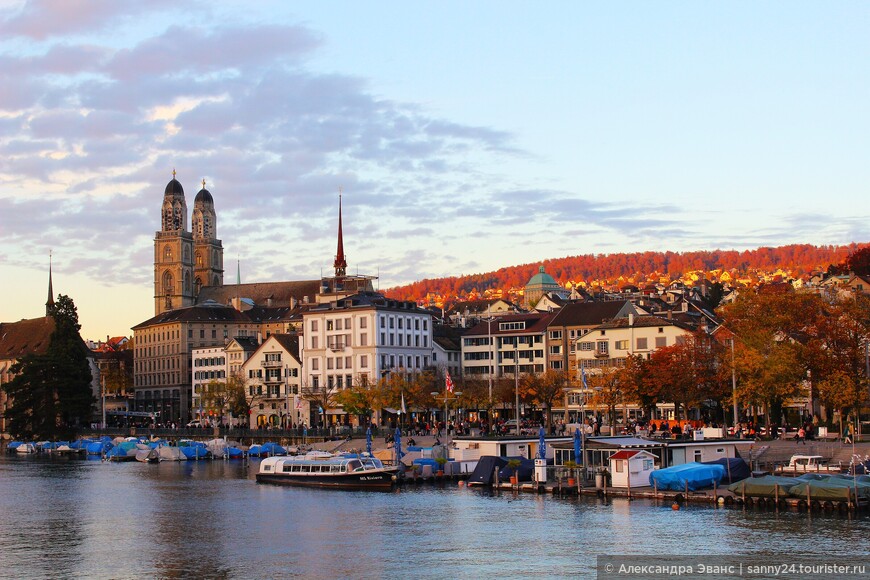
[0,1,868,341]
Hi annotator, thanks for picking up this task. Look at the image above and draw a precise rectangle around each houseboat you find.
[256,453,398,490]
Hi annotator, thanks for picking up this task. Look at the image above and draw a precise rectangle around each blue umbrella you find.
[366,426,372,455]
[573,428,582,465]
[394,427,404,463]
[538,425,547,460]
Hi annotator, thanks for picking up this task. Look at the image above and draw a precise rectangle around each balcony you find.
[594,351,609,359]
[328,343,345,352]
[260,360,282,368]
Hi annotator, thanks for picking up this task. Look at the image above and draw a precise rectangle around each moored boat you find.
[256,453,397,489]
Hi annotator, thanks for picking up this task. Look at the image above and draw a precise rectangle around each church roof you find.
[194,187,213,205]
[197,280,322,307]
[164,177,184,197]
[0,316,55,359]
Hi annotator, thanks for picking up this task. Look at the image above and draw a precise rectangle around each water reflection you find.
[0,455,868,579]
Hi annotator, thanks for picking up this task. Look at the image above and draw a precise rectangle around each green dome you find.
[526,266,559,288]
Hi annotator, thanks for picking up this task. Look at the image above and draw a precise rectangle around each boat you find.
[648,462,726,491]
[256,453,397,489]
[15,443,37,454]
[135,448,159,463]
[775,455,840,475]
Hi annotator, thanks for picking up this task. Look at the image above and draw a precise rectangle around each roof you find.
[164,177,184,197]
[463,311,558,337]
[133,302,256,329]
[194,187,213,205]
[526,266,560,289]
[0,316,56,359]
[270,334,301,361]
[609,449,655,460]
[197,280,321,307]
[593,314,694,332]
[548,300,633,327]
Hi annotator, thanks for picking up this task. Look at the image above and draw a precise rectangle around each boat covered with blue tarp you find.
[649,462,726,491]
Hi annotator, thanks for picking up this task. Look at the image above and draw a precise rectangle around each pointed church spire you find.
[334,188,347,277]
[46,251,55,316]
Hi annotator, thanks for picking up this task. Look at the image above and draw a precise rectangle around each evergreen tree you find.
[3,295,94,440]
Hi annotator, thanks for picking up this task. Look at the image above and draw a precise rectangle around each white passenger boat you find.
[256,453,397,490]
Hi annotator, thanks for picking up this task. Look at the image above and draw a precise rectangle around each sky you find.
[0,1,868,341]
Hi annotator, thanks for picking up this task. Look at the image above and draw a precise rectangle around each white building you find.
[191,345,227,418]
[460,312,557,379]
[240,334,304,428]
[301,292,433,426]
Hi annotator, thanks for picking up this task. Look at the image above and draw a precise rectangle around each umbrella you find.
[574,428,582,465]
[538,426,547,460]
[366,426,372,455]
[394,427,404,463]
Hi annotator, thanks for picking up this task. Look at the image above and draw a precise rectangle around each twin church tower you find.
[154,171,224,315]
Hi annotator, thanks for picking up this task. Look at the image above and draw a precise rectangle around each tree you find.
[844,246,870,276]
[720,291,811,429]
[201,379,233,424]
[520,368,567,429]
[224,376,250,423]
[3,295,94,440]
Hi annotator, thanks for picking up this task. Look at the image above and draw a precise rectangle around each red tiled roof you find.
[0,317,55,359]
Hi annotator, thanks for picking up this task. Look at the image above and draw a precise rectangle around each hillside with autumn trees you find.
[384,243,868,306]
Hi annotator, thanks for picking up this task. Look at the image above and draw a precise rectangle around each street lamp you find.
[431,390,463,430]
[487,316,494,414]
[731,337,738,428]
[514,343,520,436]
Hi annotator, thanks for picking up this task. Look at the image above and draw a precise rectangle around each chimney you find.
[667,310,672,320]
[628,313,634,327]
[290,296,297,309]
[257,332,263,345]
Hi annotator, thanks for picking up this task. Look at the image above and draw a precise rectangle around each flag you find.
[400,392,407,415]
[295,396,303,410]
[581,366,588,390]
[446,370,455,393]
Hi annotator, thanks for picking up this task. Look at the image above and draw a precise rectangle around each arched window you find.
[195,252,203,267]
[162,271,174,294]
[183,271,190,293]
[163,245,173,262]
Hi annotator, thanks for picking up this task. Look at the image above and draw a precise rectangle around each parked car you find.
[186,420,206,428]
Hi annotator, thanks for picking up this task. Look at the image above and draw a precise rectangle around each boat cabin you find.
[608,450,657,488]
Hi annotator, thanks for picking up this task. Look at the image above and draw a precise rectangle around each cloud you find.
[0,0,172,40]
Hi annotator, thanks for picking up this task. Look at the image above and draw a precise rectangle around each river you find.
[0,454,868,579]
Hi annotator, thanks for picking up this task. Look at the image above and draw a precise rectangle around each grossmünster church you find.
[133,172,381,425]
[154,170,224,315]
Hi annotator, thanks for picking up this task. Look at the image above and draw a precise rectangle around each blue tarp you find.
[248,444,264,457]
[181,446,210,460]
[649,462,726,491]
[86,440,113,455]
[702,458,751,484]
[498,457,537,482]
[261,442,286,456]
[225,446,245,459]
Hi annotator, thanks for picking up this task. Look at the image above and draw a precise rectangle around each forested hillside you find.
[385,243,866,304]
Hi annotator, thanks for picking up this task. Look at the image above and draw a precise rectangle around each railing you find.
[260,360,282,368]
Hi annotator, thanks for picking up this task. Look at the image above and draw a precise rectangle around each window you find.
[615,340,629,350]
[655,337,667,348]
[549,346,561,355]
[311,359,319,371]
[398,318,403,330]
[199,329,205,339]
[311,320,318,332]
[360,334,367,347]
[345,356,352,368]
[360,355,368,368]
[360,317,367,329]
[327,320,334,331]
[579,341,594,351]
[312,376,319,388]
[550,330,562,340]
[211,329,217,339]
[311,336,319,349]
[636,337,648,350]
[596,341,609,355]
[499,322,526,331]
